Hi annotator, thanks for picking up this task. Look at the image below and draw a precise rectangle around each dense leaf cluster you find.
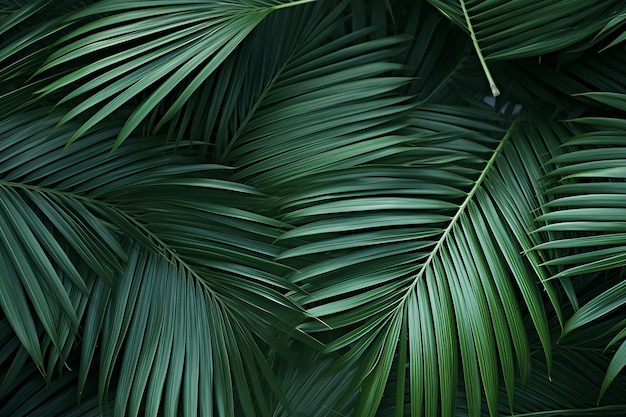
[1,1,626,416]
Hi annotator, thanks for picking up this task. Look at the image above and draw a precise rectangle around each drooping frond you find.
[0,109,307,417]
[268,102,568,417]
[536,92,626,402]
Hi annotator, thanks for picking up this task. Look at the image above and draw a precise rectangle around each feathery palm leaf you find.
[0,109,307,417]
[425,0,626,96]
[2,0,626,416]
[536,92,626,403]
[380,312,626,417]
[35,0,315,149]
[271,102,570,417]
[426,0,626,60]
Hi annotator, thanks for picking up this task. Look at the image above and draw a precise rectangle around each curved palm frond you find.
[3,1,626,416]
[264,102,570,417]
[189,5,598,413]
[424,0,626,97]
[34,0,315,149]
[381,312,626,417]
[164,0,410,165]
[0,110,125,374]
[0,108,308,416]
[536,92,626,402]
[426,0,626,60]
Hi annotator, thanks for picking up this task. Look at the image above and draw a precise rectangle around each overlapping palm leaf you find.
[425,0,626,60]
[0,0,80,118]
[536,92,626,403]
[266,97,575,416]
[381,311,626,417]
[35,0,317,149]
[424,0,626,98]
[201,8,580,413]
[493,24,626,410]
[0,109,308,416]
[2,0,626,416]
[189,3,606,415]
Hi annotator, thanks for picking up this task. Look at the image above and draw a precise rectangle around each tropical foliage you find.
[1,0,626,416]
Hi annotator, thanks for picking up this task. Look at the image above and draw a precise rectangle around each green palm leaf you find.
[537,92,626,402]
[184,5,579,413]
[0,110,125,374]
[0,0,76,118]
[0,108,307,416]
[35,0,314,149]
[537,93,626,278]
[426,0,625,60]
[381,312,626,417]
[425,0,626,97]
[3,1,626,416]
[269,102,566,416]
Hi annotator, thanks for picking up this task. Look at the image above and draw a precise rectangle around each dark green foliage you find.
[1,1,626,416]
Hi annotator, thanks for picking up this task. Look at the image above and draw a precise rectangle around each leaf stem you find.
[0,181,218,296]
[221,48,294,160]
[401,117,518,302]
[459,0,500,97]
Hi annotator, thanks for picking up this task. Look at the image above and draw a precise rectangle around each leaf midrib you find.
[398,117,517,306]
[0,180,220,296]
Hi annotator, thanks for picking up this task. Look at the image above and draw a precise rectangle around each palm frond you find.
[88,246,289,417]
[166,0,410,165]
[268,101,567,416]
[534,92,626,403]
[3,1,626,416]
[425,0,626,97]
[381,318,626,417]
[537,94,626,278]
[0,110,126,374]
[34,0,312,149]
[0,108,308,416]
[426,0,626,60]
[0,0,78,118]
